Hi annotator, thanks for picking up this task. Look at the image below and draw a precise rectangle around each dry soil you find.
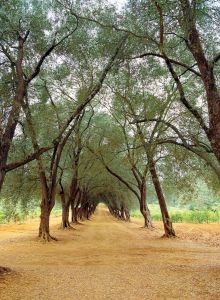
[0,205,220,300]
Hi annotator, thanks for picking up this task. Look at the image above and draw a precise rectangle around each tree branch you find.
[54,34,128,143]
[56,0,155,42]
[5,146,52,172]
[164,56,208,133]
[213,52,220,65]
[127,52,201,77]
[27,22,78,83]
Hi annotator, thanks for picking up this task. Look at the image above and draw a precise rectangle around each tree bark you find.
[60,191,71,229]
[0,38,26,192]
[71,190,82,223]
[140,182,153,228]
[149,158,175,237]
[0,168,6,193]
[180,0,220,164]
[124,209,130,222]
[38,195,56,241]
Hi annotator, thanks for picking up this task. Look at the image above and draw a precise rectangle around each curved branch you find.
[5,146,52,172]
[128,52,201,77]
[27,21,78,83]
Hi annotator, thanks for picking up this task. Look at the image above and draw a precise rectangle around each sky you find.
[109,0,127,10]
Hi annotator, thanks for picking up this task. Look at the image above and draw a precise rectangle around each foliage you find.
[131,205,220,224]
[0,0,220,233]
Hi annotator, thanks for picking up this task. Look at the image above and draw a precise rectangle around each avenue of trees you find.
[0,0,220,243]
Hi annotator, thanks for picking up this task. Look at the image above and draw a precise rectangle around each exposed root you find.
[141,225,155,230]
[72,221,84,225]
[0,266,12,276]
[60,225,76,230]
[161,233,177,239]
[38,232,58,242]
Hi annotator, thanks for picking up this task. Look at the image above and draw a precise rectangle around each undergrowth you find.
[131,205,220,224]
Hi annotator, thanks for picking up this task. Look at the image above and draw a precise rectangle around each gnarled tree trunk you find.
[38,176,57,241]
[39,199,56,241]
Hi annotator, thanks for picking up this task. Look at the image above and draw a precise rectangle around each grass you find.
[1,203,220,225]
[0,207,61,224]
[131,204,220,224]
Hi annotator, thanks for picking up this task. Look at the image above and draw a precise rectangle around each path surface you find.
[1,205,220,299]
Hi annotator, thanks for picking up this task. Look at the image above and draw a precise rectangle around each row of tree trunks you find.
[71,193,82,224]
[77,203,96,221]
[57,38,129,231]
[59,185,97,228]
[60,177,78,229]
[0,37,126,243]
[108,205,131,221]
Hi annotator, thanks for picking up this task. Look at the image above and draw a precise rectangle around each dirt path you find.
[1,205,220,300]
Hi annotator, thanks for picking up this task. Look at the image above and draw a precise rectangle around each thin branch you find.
[0,44,15,65]
[132,118,188,145]
[127,52,201,77]
[164,55,208,133]
[27,21,78,83]
[213,52,220,65]
[54,34,128,143]
[56,0,156,43]
[87,146,140,200]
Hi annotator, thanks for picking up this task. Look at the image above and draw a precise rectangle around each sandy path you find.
[0,205,220,299]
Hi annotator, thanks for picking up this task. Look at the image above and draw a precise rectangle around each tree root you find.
[0,266,12,275]
[38,232,58,242]
[141,225,155,230]
[60,225,76,230]
[72,221,84,225]
[161,233,176,239]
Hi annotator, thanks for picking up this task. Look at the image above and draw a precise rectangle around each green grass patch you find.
[131,204,220,224]
[0,206,61,224]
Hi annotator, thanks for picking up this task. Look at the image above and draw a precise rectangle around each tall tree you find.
[0,0,77,191]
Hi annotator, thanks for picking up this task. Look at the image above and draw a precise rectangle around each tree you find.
[0,0,77,191]
[22,33,127,240]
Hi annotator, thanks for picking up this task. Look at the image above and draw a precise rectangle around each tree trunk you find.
[70,190,81,224]
[181,0,220,165]
[38,181,57,241]
[124,209,130,222]
[71,201,76,223]
[38,199,56,241]
[149,159,175,237]
[140,182,153,228]
[0,38,26,193]
[0,168,5,192]
[60,191,71,229]
[188,29,220,164]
